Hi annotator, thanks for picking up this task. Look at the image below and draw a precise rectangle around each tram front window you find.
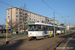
[28,25,41,31]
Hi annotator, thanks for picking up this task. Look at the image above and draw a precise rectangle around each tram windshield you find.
[28,25,42,31]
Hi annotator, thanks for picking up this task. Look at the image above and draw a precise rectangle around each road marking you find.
[61,34,75,50]
[65,34,75,44]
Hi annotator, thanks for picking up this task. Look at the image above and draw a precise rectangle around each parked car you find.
[20,31,24,34]
[13,32,16,34]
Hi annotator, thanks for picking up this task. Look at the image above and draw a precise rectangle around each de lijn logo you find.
[44,31,48,34]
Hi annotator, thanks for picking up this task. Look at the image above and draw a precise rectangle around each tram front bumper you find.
[28,36,31,38]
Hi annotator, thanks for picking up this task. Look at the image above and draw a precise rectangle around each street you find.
[56,33,75,50]
[0,32,75,50]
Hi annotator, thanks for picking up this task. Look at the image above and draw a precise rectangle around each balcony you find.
[19,20,22,23]
[25,13,27,15]
[25,16,28,17]
[24,18,27,20]
[19,17,22,20]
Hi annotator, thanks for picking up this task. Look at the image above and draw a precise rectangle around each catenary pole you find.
[65,20,66,34]
[6,19,8,41]
[53,12,55,37]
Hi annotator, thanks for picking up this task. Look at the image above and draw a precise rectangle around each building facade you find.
[66,25,75,31]
[7,7,59,32]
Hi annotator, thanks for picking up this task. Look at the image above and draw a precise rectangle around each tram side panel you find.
[56,30,61,35]
[28,31,44,39]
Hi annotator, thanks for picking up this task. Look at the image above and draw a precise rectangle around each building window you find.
[30,18,31,20]
[8,16,10,18]
[16,15,18,17]
[30,16,31,17]
[16,22,18,24]
[16,19,18,21]
[8,13,9,15]
[16,8,18,11]
[16,12,18,14]
[19,9,21,12]
[34,19,35,21]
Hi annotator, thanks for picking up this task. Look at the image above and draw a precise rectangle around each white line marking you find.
[65,34,75,44]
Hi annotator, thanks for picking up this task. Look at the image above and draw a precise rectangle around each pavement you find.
[0,33,28,44]
[0,36,28,41]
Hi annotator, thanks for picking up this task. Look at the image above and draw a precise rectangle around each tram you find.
[28,22,65,41]
[56,26,65,35]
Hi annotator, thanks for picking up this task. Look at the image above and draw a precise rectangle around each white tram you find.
[28,22,65,41]
[56,26,65,35]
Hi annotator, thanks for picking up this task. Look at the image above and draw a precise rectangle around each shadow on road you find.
[0,37,12,38]
[58,33,75,38]
[54,32,75,50]
[0,40,25,50]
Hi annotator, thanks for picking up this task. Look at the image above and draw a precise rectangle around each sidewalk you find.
[0,35,28,43]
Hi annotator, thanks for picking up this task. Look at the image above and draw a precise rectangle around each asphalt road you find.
[0,32,75,50]
[56,33,75,50]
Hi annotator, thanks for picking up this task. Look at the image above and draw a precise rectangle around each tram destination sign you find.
[29,23,35,25]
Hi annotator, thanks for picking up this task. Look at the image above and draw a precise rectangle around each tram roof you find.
[58,26,65,28]
[29,22,57,27]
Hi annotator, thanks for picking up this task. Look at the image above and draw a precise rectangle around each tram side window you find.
[37,25,42,31]
[50,26,54,31]
[58,28,59,30]
[43,25,47,31]
[55,27,58,30]
[46,26,50,31]
[58,28,61,30]
[41,25,44,31]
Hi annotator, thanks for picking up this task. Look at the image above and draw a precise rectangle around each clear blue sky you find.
[0,0,75,26]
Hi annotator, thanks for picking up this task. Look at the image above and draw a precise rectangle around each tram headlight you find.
[28,36,31,38]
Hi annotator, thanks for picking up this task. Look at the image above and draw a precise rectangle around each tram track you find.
[34,34,72,50]
[33,33,74,50]
[34,38,66,50]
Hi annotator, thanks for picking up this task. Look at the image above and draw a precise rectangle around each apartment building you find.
[7,7,59,32]
[66,25,75,31]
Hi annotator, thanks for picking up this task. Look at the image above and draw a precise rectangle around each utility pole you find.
[6,19,9,44]
[6,19,8,41]
[53,12,55,37]
[69,23,70,32]
[65,20,66,34]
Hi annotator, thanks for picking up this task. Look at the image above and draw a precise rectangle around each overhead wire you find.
[0,1,13,7]
[42,0,71,25]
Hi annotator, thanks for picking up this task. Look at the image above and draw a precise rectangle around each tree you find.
[20,4,29,34]
[7,19,19,35]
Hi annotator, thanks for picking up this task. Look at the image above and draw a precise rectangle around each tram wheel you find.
[29,38,31,41]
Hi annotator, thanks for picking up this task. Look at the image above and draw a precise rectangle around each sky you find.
[0,0,75,26]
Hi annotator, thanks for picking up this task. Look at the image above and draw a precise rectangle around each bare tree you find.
[20,4,29,34]
[7,20,19,35]
[21,4,29,10]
